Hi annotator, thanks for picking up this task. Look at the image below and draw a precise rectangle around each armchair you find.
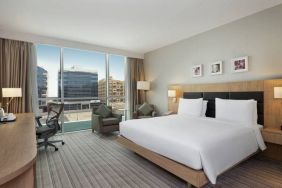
[92,105,122,133]
[133,104,157,119]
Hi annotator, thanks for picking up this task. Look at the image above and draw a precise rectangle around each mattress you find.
[119,115,266,184]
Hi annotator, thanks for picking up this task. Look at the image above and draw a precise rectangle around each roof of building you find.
[63,66,97,74]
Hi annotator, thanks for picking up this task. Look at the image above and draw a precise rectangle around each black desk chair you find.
[36,102,65,151]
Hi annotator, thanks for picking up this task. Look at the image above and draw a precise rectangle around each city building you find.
[59,66,98,98]
[58,66,99,111]
[98,76,125,103]
[37,66,48,98]
[37,66,48,112]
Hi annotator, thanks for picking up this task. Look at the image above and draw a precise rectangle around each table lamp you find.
[137,81,150,104]
[168,90,177,103]
[2,88,22,113]
[274,87,282,130]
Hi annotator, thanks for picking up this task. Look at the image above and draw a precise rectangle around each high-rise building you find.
[37,66,48,112]
[37,66,48,98]
[58,66,98,98]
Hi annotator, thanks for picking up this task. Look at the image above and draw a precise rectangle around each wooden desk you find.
[0,113,36,188]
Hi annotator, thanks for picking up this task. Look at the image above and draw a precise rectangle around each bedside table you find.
[261,128,282,161]
[262,128,282,145]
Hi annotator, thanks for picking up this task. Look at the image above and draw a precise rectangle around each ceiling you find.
[0,0,281,54]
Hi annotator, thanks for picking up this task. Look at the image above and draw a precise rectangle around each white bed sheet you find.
[119,115,266,184]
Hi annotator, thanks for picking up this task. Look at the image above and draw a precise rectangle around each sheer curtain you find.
[0,38,38,113]
[125,57,145,119]
[29,44,39,115]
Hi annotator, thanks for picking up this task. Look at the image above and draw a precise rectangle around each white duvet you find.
[119,115,266,184]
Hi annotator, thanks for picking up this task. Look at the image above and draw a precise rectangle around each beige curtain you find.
[125,57,145,119]
[0,38,33,113]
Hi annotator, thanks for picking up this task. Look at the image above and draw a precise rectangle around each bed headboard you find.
[168,79,282,129]
[183,91,264,125]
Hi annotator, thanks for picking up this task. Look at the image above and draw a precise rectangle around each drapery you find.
[0,38,37,113]
[125,57,145,119]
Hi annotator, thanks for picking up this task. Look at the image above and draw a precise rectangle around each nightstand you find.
[262,128,282,145]
[261,128,282,161]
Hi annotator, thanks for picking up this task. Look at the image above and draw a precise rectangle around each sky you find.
[37,44,125,97]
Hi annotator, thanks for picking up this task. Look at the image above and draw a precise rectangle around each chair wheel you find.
[55,147,58,151]
[62,141,65,145]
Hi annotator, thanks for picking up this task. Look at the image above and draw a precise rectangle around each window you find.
[37,45,61,113]
[62,48,106,131]
[36,44,126,132]
[108,55,125,111]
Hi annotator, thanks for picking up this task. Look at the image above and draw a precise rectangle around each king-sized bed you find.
[117,91,267,187]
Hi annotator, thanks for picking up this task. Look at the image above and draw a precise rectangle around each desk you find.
[0,113,36,188]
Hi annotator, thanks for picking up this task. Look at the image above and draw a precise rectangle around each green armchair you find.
[91,105,122,133]
[133,104,157,119]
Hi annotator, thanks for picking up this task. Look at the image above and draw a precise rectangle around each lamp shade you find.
[2,88,22,98]
[137,81,150,90]
[168,90,176,97]
[274,87,282,99]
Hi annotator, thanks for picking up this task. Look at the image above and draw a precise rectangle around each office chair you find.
[36,102,65,151]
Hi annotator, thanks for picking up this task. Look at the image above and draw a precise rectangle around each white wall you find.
[144,5,282,114]
[0,30,143,59]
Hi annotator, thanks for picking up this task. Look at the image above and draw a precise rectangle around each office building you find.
[58,66,98,98]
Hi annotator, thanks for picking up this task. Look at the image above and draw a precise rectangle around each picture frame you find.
[192,64,203,77]
[210,61,223,75]
[231,56,248,73]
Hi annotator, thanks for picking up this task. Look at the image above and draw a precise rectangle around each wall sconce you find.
[168,90,177,103]
[274,87,282,99]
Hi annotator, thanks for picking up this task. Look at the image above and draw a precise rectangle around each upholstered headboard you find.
[183,91,264,125]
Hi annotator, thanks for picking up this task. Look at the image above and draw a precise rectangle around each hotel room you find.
[0,0,282,188]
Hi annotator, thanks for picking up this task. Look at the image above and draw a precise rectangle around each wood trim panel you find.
[117,136,209,188]
[168,79,282,130]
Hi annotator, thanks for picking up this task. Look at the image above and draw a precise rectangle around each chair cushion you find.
[138,103,153,116]
[95,104,112,118]
[102,117,120,126]
[36,126,53,135]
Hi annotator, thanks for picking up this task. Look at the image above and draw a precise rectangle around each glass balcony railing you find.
[38,97,126,133]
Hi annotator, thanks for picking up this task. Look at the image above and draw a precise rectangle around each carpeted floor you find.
[36,130,282,188]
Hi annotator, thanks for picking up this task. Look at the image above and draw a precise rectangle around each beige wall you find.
[0,30,143,59]
[144,5,282,114]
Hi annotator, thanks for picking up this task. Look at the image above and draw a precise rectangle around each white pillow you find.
[201,100,208,117]
[178,98,203,117]
[215,98,257,126]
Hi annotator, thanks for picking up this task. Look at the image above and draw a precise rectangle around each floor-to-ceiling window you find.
[36,44,126,132]
[62,48,107,132]
[37,45,62,129]
[108,54,126,119]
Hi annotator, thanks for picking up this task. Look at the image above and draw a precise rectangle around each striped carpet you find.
[36,130,282,188]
